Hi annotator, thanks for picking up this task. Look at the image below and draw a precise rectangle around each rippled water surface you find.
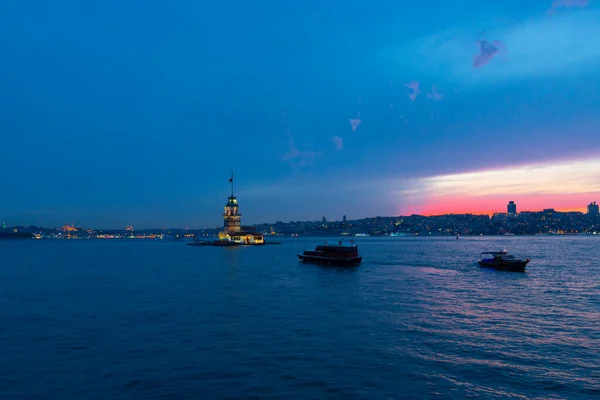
[1,237,599,399]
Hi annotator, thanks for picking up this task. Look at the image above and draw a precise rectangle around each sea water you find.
[1,236,598,399]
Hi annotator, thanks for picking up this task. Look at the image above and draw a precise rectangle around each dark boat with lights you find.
[478,251,530,272]
[298,241,362,266]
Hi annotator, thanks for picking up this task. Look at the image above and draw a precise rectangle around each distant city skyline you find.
[2,1,599,227]
[4,205,600,238]
[3,199,598,230]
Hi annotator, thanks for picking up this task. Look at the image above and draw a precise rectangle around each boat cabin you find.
[480,251,514,261]
[304,244,359,259]
[298,241,362,266]
[478,250,530,272]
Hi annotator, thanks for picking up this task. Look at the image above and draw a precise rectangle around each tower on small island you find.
[218,173,264,245]
[223,174,241,234]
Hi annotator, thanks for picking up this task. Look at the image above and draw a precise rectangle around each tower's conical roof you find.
[226,195,238,207]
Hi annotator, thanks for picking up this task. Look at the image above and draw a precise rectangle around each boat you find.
[478,251,530,272]
[298,241,362,266]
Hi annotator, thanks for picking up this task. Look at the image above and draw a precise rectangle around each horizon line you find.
[4,207,596,231]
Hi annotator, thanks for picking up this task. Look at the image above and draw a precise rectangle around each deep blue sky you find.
[2,1,599,228]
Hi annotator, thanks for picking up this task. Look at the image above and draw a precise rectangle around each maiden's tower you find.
[217,173,264,245]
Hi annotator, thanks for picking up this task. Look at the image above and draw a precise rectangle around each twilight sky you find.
[1,0,599,228]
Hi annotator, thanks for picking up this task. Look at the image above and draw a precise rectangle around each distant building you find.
[218,173,264,244]
[507,201,517,215]
[588,201,599,216]
[125,225,134,231]
[60,223,78,232]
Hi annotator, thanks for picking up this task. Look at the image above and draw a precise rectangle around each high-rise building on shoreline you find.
[507,201,517,215]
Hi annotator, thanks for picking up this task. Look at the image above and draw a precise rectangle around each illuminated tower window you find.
[223,195,242,233]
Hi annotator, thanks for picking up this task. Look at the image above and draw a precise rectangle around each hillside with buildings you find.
[3,201,599,239]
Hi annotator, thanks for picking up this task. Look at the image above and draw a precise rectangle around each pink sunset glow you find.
[396,157,600,216]
[404,194,592,216]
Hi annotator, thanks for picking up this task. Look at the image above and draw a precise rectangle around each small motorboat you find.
[478,251,530,272]
[298,241,362,266]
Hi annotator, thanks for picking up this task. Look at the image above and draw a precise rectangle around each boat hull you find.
[298,254,362,266]
[478,260,529,272]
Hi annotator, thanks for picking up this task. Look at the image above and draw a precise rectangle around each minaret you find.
[223,172,242,233]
